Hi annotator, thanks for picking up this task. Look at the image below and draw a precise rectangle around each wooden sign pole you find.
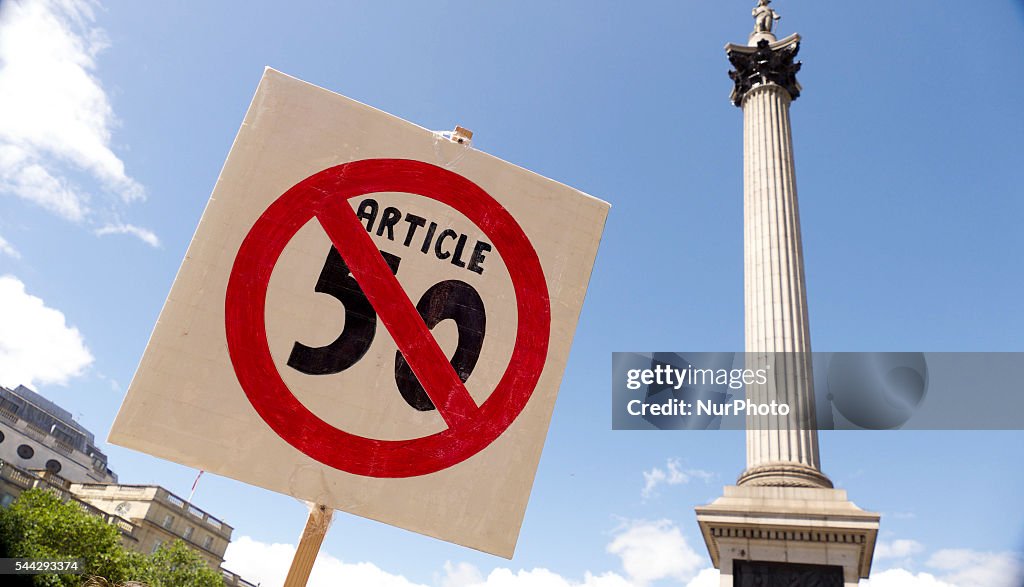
[283,503,334,587]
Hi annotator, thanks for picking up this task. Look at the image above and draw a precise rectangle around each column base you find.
[737,463,834,489]
[695,485,879,586]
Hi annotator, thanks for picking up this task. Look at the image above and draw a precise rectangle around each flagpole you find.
[188,469,204,503]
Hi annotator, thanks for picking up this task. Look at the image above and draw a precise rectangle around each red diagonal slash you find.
[316,198,478,429]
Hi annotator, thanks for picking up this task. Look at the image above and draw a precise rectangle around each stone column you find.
[727,34,831,490]
[695,14,879,587]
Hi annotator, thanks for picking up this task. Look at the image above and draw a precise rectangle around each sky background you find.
[1,1,1023,586]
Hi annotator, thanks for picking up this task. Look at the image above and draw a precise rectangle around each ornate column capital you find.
[726,34,802,107]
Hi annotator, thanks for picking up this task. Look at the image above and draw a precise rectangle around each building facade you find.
[0,385,117,484]
[0,384,256,585]
[0,458,138,539]
[70,483,234,570]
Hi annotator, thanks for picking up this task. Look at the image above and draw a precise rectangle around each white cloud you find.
[224,524,1024,587]
[439,563,718,587]
[926,549,1024,587]
[448,567,632,587]
[225,519,715,587]
[434,516,717,587]
[875,539,925,559]
[0,274,93,388]
[440,561,485,587]
[95,222,160,247]
[0,0,154,243]
[95,371,121,391]
[606,519,706,586]
[0,145,89,221]
[861,568,956,587]
[641,458,713,499]
[862,546,1024,587]
[685,568,720,587]
[0,234,19,258]
[223,536,429,587]
[438,563,716,587]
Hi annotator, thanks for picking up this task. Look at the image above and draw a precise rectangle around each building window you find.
[184,526,194,540]
[45,459,62,474]
[16,444,33,459]
[0,397,18,420]
[162,514,174,529]
[0,493,14,508]
[151,540,162,553]
[203,536,213,550]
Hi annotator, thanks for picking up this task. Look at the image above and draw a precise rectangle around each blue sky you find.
[1,1,1022,586]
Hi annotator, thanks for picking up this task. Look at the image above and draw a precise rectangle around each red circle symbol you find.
[225,159,551,478]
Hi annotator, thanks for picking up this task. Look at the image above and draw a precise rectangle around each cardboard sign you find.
[109,68,609,557]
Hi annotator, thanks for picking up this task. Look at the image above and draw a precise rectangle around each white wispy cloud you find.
[863,543,1024,587]
[605,519,706,586]
[861,568,956,587]
[442,518,718,587]
[223,536,426,587]
[0,0,155,244]
[0,145,89,221]
[641,458,714,499]
[95,222,160,248]
[0,234,20,259]
[224,522,1024,587]
[872,538,927,571]
[925,549,1024,587]
[440,561,485,587]
[0,274,93,388]
[224,519,718,587]
[875,539,925,560]
[443,567,632,587]
[684,569,720,587]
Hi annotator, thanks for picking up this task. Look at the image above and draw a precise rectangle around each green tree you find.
[142,540,223,587]
[0,490,227,587]
[0,489,141,586]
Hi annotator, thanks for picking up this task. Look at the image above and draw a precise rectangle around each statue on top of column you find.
[752,0,780,35]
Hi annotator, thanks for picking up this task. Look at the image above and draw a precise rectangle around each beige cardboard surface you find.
[109,68,609,558]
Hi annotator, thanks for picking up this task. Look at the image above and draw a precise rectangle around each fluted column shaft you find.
[737,83,830,489]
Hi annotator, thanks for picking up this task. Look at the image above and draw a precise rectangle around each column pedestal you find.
[696,486,879,587]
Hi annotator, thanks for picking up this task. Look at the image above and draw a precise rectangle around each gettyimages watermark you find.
[611,352,1024,430]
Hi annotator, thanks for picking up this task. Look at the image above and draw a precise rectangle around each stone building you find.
[0,458,136,537]
[70,483,233,569]
[0,384,256,586]
[0,384,117,486]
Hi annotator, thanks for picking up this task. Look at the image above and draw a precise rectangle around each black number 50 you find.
[287,246,486,412]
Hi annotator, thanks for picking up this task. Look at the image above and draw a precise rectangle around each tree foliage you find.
[0,489,224,587]
[143,540,222,587]
[0,489,140,586]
